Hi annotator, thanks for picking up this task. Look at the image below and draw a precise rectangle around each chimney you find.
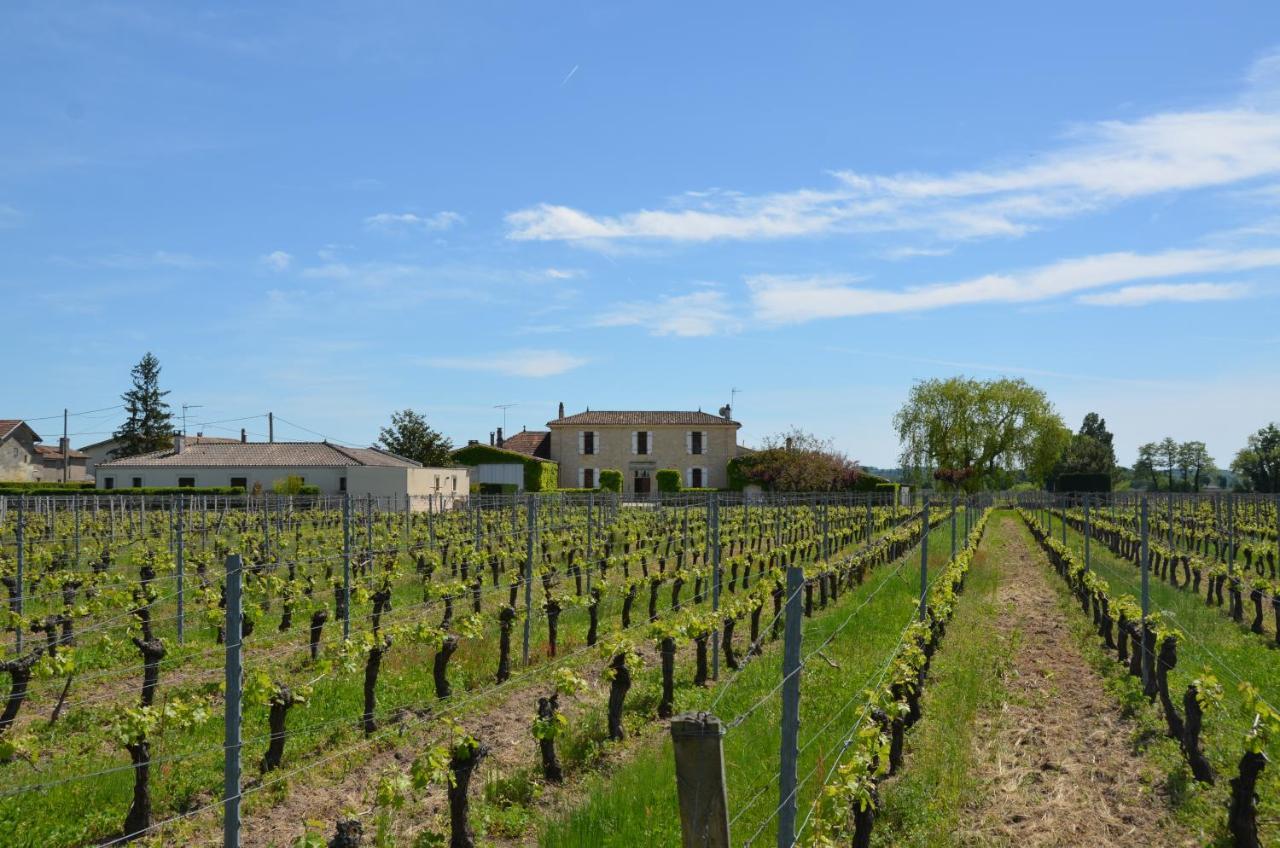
[468,439,479,446]
[489,431,495,446]
[558,401,565,419]
[497,427,504,447]
[174,434,186,454]
[719,404,732,420]
[59,436,70,454]
[240,428,247,443]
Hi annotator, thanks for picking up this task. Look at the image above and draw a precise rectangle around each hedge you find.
[450,444,559,492]
[1051,472,1112,493]
[598,469,623,493]
[0,486,248,497]
[0,481,95,491]
[655,469,681,493]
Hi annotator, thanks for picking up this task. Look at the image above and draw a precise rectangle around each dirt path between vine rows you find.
[959,514,1197,847]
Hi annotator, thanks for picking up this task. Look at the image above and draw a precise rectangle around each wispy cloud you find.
[423,349,587,378]
[62,250,209,270]
[364,211,463,233]
[748,247,1280,322]
[561,64,579,86]
[261,250,292,271]
[507,54,1280,245]
[1077,281,1252,306]
[0,204,22,228]
[543,267,582,280]
[595,290,736,337]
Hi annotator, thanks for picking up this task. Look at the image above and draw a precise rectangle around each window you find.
[690,467,704,488]
[636,431,649,455]
[338,477,346,492]
[582,468,595,488]
[633,468,651,494]
[452,476,457,492]
[132,477,142,489]
[231,477,247,490]
[690,431,704,455]
[103,477,115,490]
[178,477,195,488]
[580,430,597,455]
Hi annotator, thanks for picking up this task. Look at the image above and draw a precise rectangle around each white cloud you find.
[262,250,292,271]
[748,247,1280,322]
[595,290,736,337]
[423,349,587,378]
[1076,282,1251,306]
[543,267,582,279]
[506,55,1280,245]
[0,204,21,228]
[365,211,463,233]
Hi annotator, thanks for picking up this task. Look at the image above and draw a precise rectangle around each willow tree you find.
[893,376,1068,490]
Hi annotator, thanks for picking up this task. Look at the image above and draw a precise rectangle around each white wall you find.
[95,465,347,493]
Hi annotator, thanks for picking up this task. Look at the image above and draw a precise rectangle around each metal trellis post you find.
[777,564,804,848]
[176,495,185,644]
[711,493,721,681]
[1140,497,1151,690]
[342,493,352,640]
[920,497,930,620]
[523,495,536,666]
[224,553,244,848]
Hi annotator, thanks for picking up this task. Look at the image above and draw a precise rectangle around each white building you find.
[95,436,468,508]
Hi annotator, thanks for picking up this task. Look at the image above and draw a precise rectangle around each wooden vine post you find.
[671,712,731,848]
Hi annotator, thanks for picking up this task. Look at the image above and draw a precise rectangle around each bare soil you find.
[959,514,1197,847]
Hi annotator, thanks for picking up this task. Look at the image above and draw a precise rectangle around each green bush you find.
[1051,472,1111,493]
[552,487,598,495]
[0,485,250,497]
[598,469,623,493]
[0,480,94,490]
[655,469,681,493]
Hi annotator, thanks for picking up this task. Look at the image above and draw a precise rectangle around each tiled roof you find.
[0,420,37,441]
[500,430,551,458]
[98,441,422,469]
[35,445,89,460]
[548,410,739,427]
[79,434,240,451]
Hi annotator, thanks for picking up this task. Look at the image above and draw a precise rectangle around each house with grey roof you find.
[94,435,468,507]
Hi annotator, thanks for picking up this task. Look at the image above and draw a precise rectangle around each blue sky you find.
[3,2,1279,468]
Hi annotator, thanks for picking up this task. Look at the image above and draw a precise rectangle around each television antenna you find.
[181,404,203,436]
[730,387,741,413]
[494,403,517,434]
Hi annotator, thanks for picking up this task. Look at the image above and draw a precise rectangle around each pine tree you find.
[111,353,175,458]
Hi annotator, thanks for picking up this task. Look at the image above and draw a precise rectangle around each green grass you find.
[1034,510,1280,846]
[871,517,1006,847]
[538,516,972,848]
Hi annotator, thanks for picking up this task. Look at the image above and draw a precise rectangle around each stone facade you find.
[546,410,740,494]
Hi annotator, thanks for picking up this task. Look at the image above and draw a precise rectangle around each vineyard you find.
[0,491,1276,847]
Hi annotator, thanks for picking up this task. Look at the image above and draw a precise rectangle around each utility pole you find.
[268,411,274,443]
[62,408,69,483]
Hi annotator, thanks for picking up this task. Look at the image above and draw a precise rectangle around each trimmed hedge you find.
[0,480,95,491]
[655,468,681,493]
[0,486,248,497]
[451,443,559,492]
[598,469,623,493]
[1051,472,1112,493]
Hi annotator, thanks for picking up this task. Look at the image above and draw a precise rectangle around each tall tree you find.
[1231,423,1280,493]
[1158,437,1180,490]
[111,353,174,458]
[893,376,1069,491]
[377,409,453,466]
[1077,412,1117,470]
[1177,441,1214,492]
[1135,442,1161,490]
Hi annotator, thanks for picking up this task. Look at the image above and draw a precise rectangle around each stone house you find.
[0,420,91,482]
[546,407,741,494]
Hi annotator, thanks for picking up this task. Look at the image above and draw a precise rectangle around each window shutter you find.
[686,432,692,454]
[578,431,584,455]
[577,467,583,487]
[631,431,637,455]
[645,431,652,454]
[686,467,691,487]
